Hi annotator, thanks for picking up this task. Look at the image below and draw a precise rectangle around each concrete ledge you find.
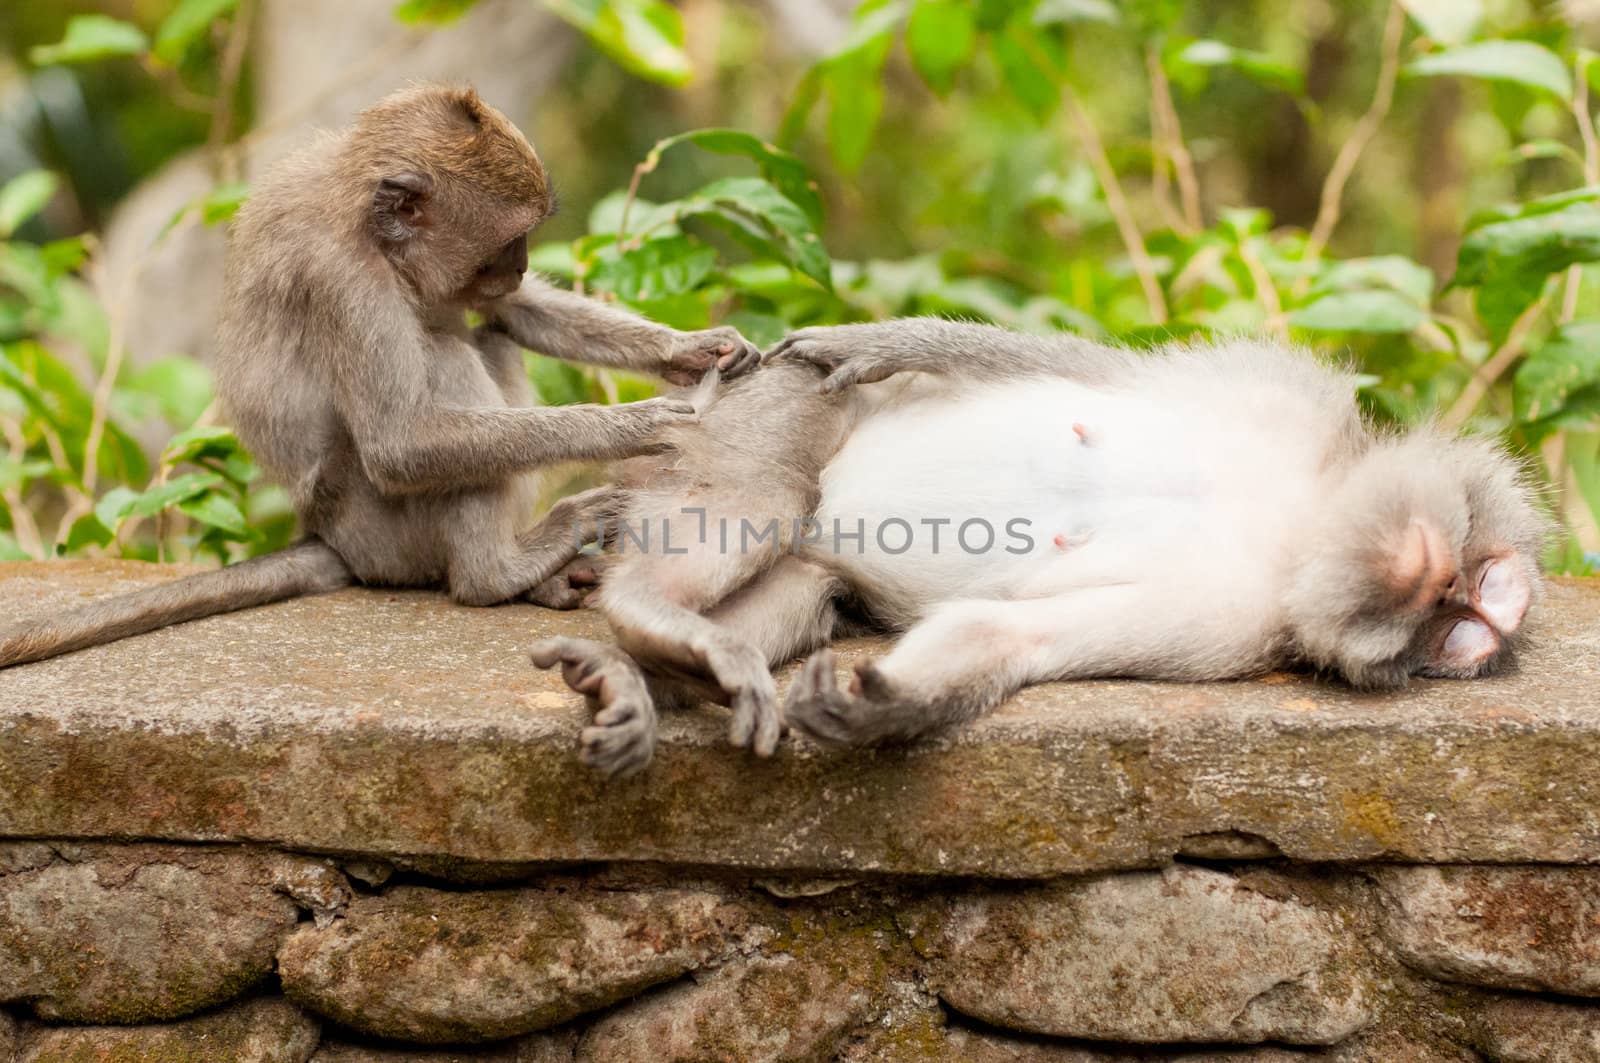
[1,561,1597,878]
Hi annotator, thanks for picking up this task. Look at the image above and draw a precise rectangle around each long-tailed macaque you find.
[534,321,1545,776]
[0,83,756,668]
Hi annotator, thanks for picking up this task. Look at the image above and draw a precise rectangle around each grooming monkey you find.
[0,84,757,668]
[534,320,1545,776]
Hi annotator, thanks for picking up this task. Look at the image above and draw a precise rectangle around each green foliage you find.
[0,166,286,564]
[1407,41,1572,101]
[28,16,150,65]
[152,0,240,64]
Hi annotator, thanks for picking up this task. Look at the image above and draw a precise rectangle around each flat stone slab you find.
[1,561,1597,877]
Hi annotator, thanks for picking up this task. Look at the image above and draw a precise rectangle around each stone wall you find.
[3,564,1599,1061]
[5,844,1600,1060]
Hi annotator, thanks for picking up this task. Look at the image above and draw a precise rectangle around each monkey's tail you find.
[0,538,352,669]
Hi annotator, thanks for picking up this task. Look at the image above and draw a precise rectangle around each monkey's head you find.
[349,83,552,305]
[1283,433,1547,688]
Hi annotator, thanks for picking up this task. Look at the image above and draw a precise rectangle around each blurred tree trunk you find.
[1414,81,1462,281]
[1243,24,1349,229]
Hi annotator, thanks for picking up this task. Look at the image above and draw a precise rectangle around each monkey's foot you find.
[530,637,657,778]
[764,327,900,395]
[696,640,783,758]
[785,649,919,748]
[526,555,606,610]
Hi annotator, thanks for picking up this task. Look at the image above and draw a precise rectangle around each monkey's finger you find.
[752,698,784,758]
[580,726,652,778]
[530,637,580,670]
[762,333,822,365]
[718,342,761,378]
[592,703,638,727]
[821,361,895,395]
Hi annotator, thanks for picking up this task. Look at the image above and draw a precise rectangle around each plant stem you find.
[1145,43,1201,234]
[1063,87,1169,324]
[1441,291,1549,431]
[1301,1,1405,274]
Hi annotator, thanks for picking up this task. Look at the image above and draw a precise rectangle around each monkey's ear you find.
[373,171,432,243]
[454,88,485,125]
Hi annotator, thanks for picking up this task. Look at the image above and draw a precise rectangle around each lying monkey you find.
[533,320,1546,776]
[0,84,755,668]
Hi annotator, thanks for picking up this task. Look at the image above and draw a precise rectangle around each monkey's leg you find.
[533,558,842,774]
[786,585,1169,747]
[592,492,820,757]
[766,320,1136,391]
[642,555,846,729]
[446,485,622,608]
[0,539,351,668]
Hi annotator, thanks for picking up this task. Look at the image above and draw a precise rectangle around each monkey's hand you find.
[662,327,760,386]
[784,648,923,748]
[594,397,699,459]
[763,326,905,394]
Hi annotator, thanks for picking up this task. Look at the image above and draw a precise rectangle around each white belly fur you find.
[812,375,1321,626]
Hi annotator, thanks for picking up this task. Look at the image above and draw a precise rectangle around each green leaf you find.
[40,237,90,274]
[545,0,693,86]
[178,491,252,539]
[159,183,251,243]
[29,15,150,65]
[821,39,893,172]
[1032,0,1118,24]
[153,0,238,64]
[636,130,825,227]
[394,0,479,23]
[1311,255,1436,304]
[976,0,1032,30]
[681,177,831,288]
[0,458,52,491]
[0,171,59,238]
[1167,39,1305,96]
[126,473,224,519]
[1398,0,1482,45]
[125,357,215,426]
[907,0,977,95]
[1465,186,1600,232]
[1454,197,1600,337]
[1515,321,1600,423]
[159,424,238,467]
[589,235,717,302]
[93,486,141,530]
[62,513,114,553]
[992,23,1060,120]
[1407,41,1573,101]
[1452,205,1600,339]
[1291,290,1426,334]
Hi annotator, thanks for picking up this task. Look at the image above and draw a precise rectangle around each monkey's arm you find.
[329,289,695,495]
[786,584,1197,746]
[766,319,1138,393]
[485,275,759,385]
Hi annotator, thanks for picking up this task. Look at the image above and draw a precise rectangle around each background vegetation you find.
[1,0,1599,572]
